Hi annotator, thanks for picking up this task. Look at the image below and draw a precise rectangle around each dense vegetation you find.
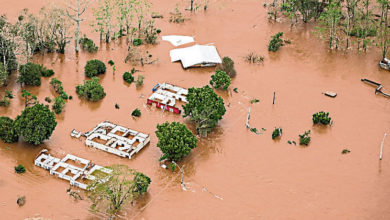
[268,32,284,52]
[123,71,134,83]
[86,165,150,215]
[76,77,106,101]
[0,116,19,143]
[183,86,226,137]
[84,59,106,78]
[52,97,65,114]
[14,104,57,145]
[79,37,98,53]
[156,121,198,162]
[299,130,311,146]
[210,70,231,90]
[17,62,42,86]
[312,111,332,125]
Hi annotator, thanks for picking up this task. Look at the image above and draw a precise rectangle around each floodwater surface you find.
[1,0,390,219]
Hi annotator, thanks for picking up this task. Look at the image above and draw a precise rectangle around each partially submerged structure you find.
[361,78,390,98]
[379,58,390,70]
[147,83,188,114]
[83,121,150,159]
[34,150,112,189]
[162,35,195,47]
[170,44,222,68]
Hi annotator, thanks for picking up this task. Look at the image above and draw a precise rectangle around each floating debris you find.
[324,91,337,98]
[361,78,390,98]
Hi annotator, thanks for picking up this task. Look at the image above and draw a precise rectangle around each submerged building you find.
[34,150,112,189]
[147,83,188,114]
[83,121,150,159]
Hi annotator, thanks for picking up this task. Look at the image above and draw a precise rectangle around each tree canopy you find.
[14,103,57,145]
[0,116,19,143]
[76,77,106,101]
[17,62,42,86]
[156,121,197,162]
[84,59,106,78]
[86,165,151,215]
[210,70,231,90]
[182,86,226,137]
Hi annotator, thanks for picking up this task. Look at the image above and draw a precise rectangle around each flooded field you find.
[1,0,390,219]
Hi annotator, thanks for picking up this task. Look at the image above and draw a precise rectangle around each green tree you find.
[76,77,106,101]
[156,121,197,161]
[14,103,57,145]
[133,172,151,196]
[210,70,231,90]
[52,96,65,114]
[377,0,390,58]
[123,71,134,83]
[21,89,37,107]
[268,32,284,52]
[0,116,19,143]
[316,1,343,49]
[312,111,331,125]
[0,62,8,87]
[183,86,226,137]
[86,165,151,215]
[84,59,106,78]
[17,62,42,86]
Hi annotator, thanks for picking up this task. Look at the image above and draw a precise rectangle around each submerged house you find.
[147,83,188,114]
[34,150,112,189]
[170,44,222,68]
[83,121,150,159]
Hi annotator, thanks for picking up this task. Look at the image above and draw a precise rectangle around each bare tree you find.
[63,0,95,52]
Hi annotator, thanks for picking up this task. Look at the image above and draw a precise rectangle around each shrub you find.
[115,104,120,109]
[59,91,69,100]
[245,52,264,63]
[0,96,10,107]
[108,60,115,66]
[14,104,57,145]
[79,37,98,53]
[123,72,134,83]
[14,164,26,174]
[69,96,73,100]
[143,21,159,44]
[312,111,331,125]
[45,97,52,103]
[17,62,42,86]
[0,116,19,143]
[272,127,282,139]
[133,172,152,196]
[216,56,236,78]
[133,38,143,46]
[84,59,106,78]
[210,70,231,90]
[132,108,141,117]
[156,121,197,161]
[41,68,54,77]
[156,29,161,34]
[0,63,8,87]
[342,149,351,154]
[299,130,311,146]
[76,77,106,102]
[52,97,65,114]
[136,75,144,87]
[268,32,284,52]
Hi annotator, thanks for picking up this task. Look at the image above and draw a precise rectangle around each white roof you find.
[170,44,222,68]
[162,35,195,47]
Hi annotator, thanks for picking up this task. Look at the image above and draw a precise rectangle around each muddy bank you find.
[1,0,390,219]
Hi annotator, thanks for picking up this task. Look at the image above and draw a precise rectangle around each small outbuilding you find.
[170,44,222,68]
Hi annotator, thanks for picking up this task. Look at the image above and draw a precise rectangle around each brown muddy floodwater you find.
[1,0,390,219]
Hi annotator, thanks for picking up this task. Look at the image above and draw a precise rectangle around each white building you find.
[84,121,150,159]
[34,150,112,189]
[170,44,222,68]
[147,83,188,114]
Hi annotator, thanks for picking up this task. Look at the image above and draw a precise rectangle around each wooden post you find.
[181,165,185,184]
[273,92,276,104]
[380,133,387,160]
